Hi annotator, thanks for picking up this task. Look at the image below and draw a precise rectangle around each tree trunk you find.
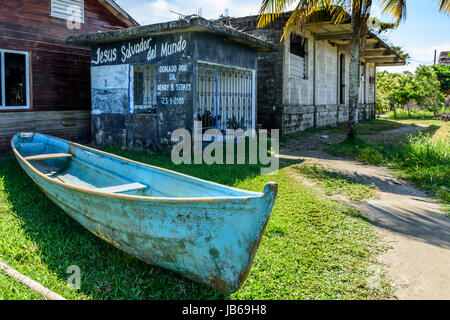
[348,5,362,140]
[347,1,372,140]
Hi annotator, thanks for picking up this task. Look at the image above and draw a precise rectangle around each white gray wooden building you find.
[226,13,406,134]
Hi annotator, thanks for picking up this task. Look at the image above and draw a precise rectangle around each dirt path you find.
[279,127,450,300]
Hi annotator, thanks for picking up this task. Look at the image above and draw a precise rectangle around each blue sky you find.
[115,0,450,73]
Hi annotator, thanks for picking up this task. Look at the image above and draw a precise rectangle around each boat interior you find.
[13,133,261,198]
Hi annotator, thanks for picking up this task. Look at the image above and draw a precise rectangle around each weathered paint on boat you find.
[11,133,278,294]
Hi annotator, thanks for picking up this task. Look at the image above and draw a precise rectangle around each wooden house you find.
[0,0,138,153]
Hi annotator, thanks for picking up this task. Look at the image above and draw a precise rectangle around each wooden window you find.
[130,64,157,114]
[51,0,84,23]
[289,34,308,79]
[0,49,30,110]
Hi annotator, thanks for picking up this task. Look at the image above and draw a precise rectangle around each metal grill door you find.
[196,62,254,133]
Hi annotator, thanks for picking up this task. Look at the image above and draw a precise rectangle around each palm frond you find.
[280,3,304,39]
[306,0,348,24]
[258,0,345,29]
[381,0,407,26]
[330,3,348,24]
[439,0,450,13]
[258,0,350,40]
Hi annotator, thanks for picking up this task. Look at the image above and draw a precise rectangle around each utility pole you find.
[434,50,437,65]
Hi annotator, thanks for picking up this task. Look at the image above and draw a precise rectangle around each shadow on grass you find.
[292,160,450,249]
[337,119,407,135]
[423,125,442,139]
[362,203,450,250]
[278,118,450,251]
[293,164,378,202]
[327,123,441,158]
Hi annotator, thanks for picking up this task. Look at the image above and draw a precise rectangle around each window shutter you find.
[289,34,307,79]
[289,53,306,79]
[51,0,84,23]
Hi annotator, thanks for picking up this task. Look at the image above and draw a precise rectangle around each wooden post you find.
[0,262,66,300]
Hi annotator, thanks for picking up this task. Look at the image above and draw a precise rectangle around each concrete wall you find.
[89,31,259,151]
[282,33,376,134]
[89,32,194,151]
[282,33,343,132]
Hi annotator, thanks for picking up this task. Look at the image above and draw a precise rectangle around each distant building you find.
[437,51,450,66]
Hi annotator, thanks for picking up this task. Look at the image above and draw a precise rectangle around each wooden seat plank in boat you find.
[24,153,73,161]
[54,173,96,189]
[96,182,148,194]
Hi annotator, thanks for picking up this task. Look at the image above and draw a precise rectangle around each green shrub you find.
[395,132,449,168]
[327,137,369,157]
[357,147,384,164]
[385,108,450,119]
[437,186,450,204]
[385,132,450,213]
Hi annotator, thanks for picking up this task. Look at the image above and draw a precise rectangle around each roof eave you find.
[66,17,275,52]
[97,0,140,27]
[303,23,405,66]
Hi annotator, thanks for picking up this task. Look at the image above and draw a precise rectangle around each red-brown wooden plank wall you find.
[0,0,130,152]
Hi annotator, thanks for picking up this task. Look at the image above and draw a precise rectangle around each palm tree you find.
[258,0,450,140]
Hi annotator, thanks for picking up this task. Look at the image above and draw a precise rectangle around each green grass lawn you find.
[0,148,392,300]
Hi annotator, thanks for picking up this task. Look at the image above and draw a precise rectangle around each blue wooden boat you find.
[11,132,278,294]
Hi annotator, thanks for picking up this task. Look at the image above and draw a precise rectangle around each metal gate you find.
[196,62,254,134]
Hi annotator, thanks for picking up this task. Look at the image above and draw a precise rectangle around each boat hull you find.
[12,134,278,294]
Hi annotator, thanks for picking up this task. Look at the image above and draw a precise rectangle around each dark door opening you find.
[339,54,345,105]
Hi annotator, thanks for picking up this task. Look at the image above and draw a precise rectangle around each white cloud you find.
[116,0,261,25]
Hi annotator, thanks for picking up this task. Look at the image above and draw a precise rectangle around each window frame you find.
[51,0,85,24]
[129,62,158,115]
[0,49,31,110]
[289,34,308,80]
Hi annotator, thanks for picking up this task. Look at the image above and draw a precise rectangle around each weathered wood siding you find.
[0,110,89,135]
[0,0,130,152]
[0,110,90,152]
